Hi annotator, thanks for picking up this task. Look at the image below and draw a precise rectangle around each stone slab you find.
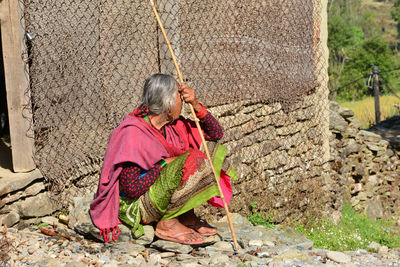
[0,169,43,197]
[15,191,58,218]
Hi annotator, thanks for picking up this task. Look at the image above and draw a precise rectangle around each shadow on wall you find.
[0,26,12,170]
[0,27,9,138]
[0,138,12,170]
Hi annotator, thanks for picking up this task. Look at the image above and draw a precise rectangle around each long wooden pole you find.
[149,0,239,251]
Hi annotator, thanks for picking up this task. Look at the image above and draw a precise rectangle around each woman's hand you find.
[164,156,178,164]
[178,83,202,113]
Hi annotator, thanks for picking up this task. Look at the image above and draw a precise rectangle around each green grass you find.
[339,94,400,128]
[296,204,400,251]
[29,222,49,230]
[247,202,275,228]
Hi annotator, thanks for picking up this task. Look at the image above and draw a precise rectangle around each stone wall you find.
[194,93,336,224]
[329,101,400,222]
[0,170,57,227]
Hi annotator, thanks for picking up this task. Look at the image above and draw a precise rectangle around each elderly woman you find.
[90,73,236,244]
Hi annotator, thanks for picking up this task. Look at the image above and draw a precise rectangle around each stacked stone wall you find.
[329,101,400,222]
[194,92,336,224]
[0,170,58,227]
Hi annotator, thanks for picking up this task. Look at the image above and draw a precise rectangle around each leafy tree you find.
[328,0,365,99]
[391,0,400,37]
[328,15,364,57]
[337,38,395,100]
[328,0,399,100]
[391,0,400,22]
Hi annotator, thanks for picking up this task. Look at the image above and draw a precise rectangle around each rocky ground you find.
[1,213,399,267]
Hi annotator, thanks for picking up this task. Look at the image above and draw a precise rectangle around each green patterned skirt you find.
[118,142,237,238]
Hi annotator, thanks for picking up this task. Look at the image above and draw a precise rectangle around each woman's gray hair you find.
[142,73,177,115]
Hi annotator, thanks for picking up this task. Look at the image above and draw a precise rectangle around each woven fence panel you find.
[99,0,159,126]
[24,1,108,189]
[158,0,318,105]
[22,0,328,208]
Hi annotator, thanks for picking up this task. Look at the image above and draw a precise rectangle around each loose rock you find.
[212,241,234,251]
[326,250,352,263]
[209,254,230,265]
[151,240,193,254]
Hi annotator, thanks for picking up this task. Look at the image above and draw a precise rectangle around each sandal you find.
[185,220,218,237]
[154,229,205,245]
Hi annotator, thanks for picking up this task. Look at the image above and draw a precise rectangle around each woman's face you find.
[169,88,182,121]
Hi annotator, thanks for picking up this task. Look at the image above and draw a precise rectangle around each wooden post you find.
[319,0,330,163]
[0,0,36,172]
[372,66,381,124]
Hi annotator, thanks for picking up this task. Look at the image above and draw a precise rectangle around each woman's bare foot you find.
[155,218,204,244]
[179,210,218,236]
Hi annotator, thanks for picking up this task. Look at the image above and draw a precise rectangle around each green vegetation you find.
[247,201,275,228]
[30,222,49,230]
[391,0,400,38]
[328,0,400,101]
[296,204,400,251]
[340,94,400,128]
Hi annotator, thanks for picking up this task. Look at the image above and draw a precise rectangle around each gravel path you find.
[1,222,399,267]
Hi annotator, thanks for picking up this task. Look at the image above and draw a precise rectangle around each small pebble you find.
[160,252,176,258]
[64,249,72,256]
[379,246,389,254]
[326,251,351,263]
[248,239,263,247]
[212,241,234,251]
[263,240,275,247]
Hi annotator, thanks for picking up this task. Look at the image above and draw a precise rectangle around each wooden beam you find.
[0,0,35,172]
[316,0,330,164]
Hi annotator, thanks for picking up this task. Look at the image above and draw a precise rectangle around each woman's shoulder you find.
[119,115,146,129]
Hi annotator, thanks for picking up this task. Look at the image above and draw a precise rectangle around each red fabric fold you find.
[207,170,232,207]
[181,149,207,185]
[112,226,120,241]
[100,228,111,243]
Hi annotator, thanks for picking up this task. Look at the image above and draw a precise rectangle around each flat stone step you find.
[0,168,43,197]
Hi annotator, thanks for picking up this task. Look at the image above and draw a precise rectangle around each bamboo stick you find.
[149,0,240,252]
